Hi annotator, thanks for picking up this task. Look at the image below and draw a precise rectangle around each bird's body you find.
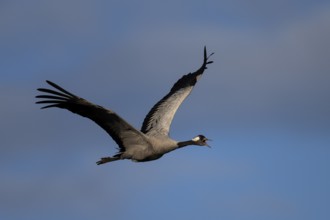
[36,47,213,164]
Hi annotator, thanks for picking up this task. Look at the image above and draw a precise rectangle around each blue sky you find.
[1,0,330,219]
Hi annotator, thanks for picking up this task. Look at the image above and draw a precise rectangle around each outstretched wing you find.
[141,47,214,136]
[36,80,151,151]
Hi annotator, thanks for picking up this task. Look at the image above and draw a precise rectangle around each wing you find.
[36,80,151,151]
[141,47,214,136]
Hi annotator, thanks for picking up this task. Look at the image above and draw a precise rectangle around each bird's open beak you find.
[205,138,212,148]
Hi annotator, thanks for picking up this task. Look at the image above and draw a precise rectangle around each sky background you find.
[1,0,330,219]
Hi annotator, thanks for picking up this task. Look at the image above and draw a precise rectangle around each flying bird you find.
[36,47,214,165]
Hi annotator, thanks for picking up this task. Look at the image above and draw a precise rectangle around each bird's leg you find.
[96,156,120,165]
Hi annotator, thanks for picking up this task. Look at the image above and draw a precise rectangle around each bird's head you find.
[192,135,211,147]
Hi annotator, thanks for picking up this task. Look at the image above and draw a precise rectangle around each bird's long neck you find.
[177,140,195,148]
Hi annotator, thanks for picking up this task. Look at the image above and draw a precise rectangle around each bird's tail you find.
[96,156,120,165]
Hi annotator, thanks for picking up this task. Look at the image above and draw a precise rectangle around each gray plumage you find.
[36,47,213,165]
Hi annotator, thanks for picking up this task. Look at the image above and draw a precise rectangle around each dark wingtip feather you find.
[35,95,67,100]
[40,104,60,109]
[204,46,207,60]
[36,100,61,104]
[36,81,80,110]
[200,46,214,71]
[45,80,76,97]
[36,88,71,98]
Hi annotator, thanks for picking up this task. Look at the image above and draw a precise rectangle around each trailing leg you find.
[96,156,120,165]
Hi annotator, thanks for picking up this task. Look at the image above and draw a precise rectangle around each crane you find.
[36,47,214,165]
